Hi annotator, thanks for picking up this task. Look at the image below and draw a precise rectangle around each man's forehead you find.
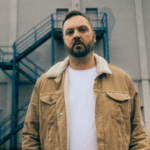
[63,15,91,29]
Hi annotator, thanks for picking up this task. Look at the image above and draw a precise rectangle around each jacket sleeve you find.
[22,78,41,150]
[126,74,150,149]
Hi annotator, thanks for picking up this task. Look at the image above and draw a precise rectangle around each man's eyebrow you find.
[66,25,88,30]
[65,28,73,31]
[78,25,88,28]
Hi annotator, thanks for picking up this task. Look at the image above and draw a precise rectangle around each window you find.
[86,8,98,28]
[56,9,69,28]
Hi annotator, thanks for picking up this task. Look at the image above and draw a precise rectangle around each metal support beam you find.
[14,65,19,149]
[103,33,106,60]
[51,14,55,66]
[8,1,18,149]
[10,43,16,149]
[105,13,110,63]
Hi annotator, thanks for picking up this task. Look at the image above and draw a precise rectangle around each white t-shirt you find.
[68,66,97,150]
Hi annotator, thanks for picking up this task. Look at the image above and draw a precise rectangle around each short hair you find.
[62,10,93,29]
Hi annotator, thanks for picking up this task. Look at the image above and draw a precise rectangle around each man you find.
[22,10,149,150]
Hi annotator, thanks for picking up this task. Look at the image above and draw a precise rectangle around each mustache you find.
[73,40,85,47]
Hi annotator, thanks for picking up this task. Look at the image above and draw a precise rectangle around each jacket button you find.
[49,98,53,102]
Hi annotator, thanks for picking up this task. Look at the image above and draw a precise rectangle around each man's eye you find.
[66,30,73,35]
[79,27,88,32]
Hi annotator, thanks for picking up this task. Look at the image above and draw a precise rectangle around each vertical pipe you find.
[8,1,18,148]
[103,34,106,60]
[51,14,55,66]
[10,43,16,149]
[105,13,110,63]
[14,63,19,149]
[97,11,98,28]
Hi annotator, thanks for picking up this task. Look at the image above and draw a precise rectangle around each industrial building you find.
[0,0,150,149]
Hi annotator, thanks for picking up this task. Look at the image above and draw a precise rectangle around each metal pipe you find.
[51,14,55,66]
[10,43,16,148]
[105,13,110,63]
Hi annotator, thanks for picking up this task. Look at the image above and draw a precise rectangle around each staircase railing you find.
[15,14,52,57]
[11,12,107,64]
[0,47,13,63]
[0,49,45,82]
[0,99,30,146]
[19,57,45,81]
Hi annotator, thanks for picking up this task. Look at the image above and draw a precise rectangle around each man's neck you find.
[69,53,96,70]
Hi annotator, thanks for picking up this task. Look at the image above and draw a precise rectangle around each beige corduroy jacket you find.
[22,54,149,150]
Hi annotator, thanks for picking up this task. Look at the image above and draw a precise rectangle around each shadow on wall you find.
[27,51,41,62]
[100,7,116,40]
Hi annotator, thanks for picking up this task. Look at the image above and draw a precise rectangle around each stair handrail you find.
[15,14,52,54]
[19,61,40,78]
[0,99,30,127]
[19,57,45,81]
[100,12,106,28]
[0,99,30,146]
[25,57,45,73]
[0,47,13,62]
[16,19,52,53]
[0,99,30,143]
[16,14,52,43]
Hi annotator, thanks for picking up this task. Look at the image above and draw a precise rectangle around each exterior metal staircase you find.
[0,12,109,148]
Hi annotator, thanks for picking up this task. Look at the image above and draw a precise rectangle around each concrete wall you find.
[0,1,11,82]
[0,1,10,46]
[0,83,7,120]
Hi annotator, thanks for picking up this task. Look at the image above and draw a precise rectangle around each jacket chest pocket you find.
[40,94,57,122]
[106,92,131,124]
[40,94,57,149]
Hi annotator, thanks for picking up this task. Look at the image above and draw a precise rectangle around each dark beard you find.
[64,40,95,58]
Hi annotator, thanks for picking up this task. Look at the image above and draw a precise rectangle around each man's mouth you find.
[74,45,83,49]
[74,42,82,45]
[73,41,84,47]
[74,43,84,49]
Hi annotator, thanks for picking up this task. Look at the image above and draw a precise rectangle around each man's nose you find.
[73,30,81,40]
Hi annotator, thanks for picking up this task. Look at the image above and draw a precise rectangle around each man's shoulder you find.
[108,64,128,76]
[36,71,55,86]
[39,72,48,80]
[108,64,133,84]
[107,64,135,91]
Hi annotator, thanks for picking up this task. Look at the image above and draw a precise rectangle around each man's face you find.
[63,15,96,58]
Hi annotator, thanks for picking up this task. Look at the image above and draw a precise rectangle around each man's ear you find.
[93,31,96,44]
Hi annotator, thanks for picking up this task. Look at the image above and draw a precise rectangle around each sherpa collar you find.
[46,53,112,78]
